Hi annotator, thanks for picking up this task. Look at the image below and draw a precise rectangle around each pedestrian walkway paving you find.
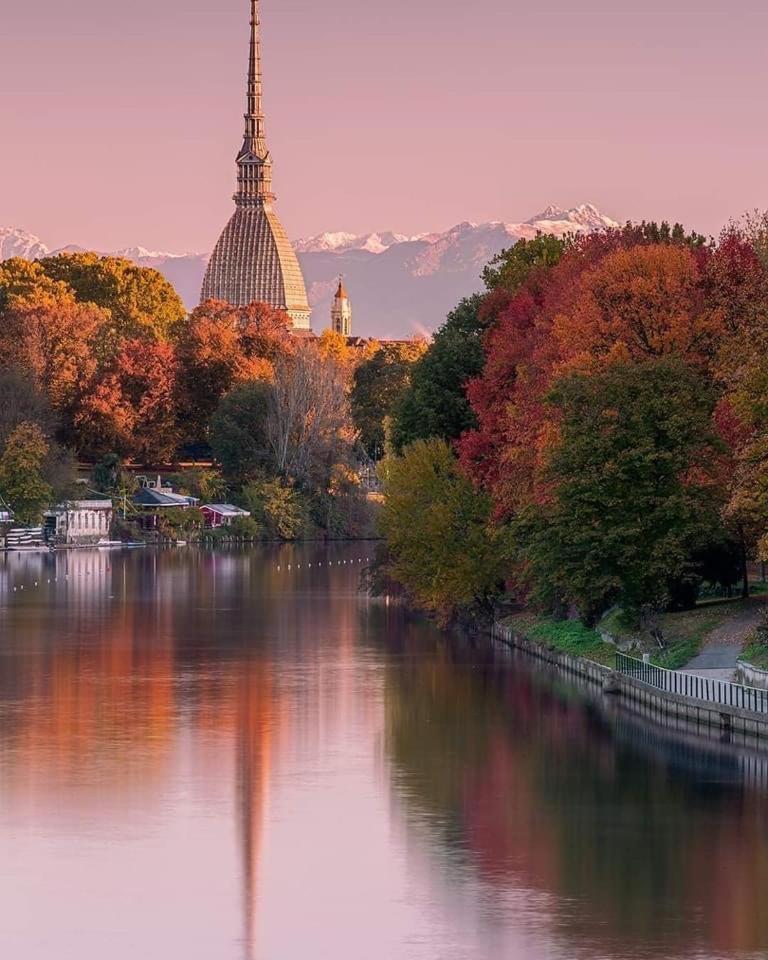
[682,597,767,682]
[682,644,742,682]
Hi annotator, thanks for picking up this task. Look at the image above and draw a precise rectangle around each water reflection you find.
[0,546,767,959]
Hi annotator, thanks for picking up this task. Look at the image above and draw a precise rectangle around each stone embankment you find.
[493,621,768,741]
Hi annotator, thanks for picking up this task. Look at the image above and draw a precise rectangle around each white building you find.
[44,500,114,545]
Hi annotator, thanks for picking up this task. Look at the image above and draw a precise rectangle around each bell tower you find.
[330,278,352,336]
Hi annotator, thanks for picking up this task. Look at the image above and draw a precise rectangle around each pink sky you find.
[3,0,767,252]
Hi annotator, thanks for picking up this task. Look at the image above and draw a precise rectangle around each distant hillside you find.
[1,204,619,339]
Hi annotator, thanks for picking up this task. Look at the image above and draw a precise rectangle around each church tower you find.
[201,0,312,330]
[330,278,352,336]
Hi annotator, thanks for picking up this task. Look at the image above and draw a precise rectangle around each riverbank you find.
[492,620,768,741]
[506,592,768,673]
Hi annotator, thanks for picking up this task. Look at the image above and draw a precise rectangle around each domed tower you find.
[330,278,352,336]
[201,0,311,331]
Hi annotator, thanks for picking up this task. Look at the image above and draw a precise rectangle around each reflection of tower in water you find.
[236,657,277,960]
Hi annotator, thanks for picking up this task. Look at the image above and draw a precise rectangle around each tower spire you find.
[236,0,274,206]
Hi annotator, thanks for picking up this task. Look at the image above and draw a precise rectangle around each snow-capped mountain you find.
[112,246,195,262]
[296,205,619,258]
[1,204,618,337]
[294,231,418,255]
[0,227,49,261]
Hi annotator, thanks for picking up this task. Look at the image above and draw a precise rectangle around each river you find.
[0,544,767,959]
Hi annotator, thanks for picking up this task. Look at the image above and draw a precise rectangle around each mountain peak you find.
[0,226,49,261]
[0,204,620,336]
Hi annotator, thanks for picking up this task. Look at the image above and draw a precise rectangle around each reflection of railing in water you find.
[494,632,768,789]
[616,653,768,714]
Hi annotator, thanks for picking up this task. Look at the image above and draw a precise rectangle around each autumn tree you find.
[351,339,426,458]
[514,359,727,623]
[552,244,724,372]
[266,343,353,489]
[460,232,727,517]
[393,238,571,454]
[379,439,507,622]
[175,299,293,444]
[39,253,187,343]
[0,258,72,308]
[0,293,107,436]
[316,328,357,369]
[0,422,54,523]
[75,339,179,462]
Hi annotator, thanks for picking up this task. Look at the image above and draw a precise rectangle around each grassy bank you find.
[741,642,768,671]
[505,594,765,671]
[507,615,616,666]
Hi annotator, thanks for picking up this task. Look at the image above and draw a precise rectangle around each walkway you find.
[682,598,767,682]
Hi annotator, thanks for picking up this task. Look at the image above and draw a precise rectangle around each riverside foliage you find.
[383,219,768,623]
[0,253,426,539]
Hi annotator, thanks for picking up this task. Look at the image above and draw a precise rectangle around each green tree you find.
[0,422,54,524]
[482,232,566,292]
[351,341,426,458]
[39,253,187,344]
[240,476,309,540]
[0,367,55,450]
[392,296,487,450]
[515,359,726,623]
[209,381,272,483]
[379,439,507,621]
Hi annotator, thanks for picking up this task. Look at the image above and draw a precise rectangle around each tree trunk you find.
[739,527,750,599]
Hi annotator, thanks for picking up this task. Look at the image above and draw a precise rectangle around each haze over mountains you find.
[1,204,619,338]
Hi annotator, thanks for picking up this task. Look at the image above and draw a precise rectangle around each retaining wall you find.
[492,622,768,739]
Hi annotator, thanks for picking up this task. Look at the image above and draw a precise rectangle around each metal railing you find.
[616,653,768,716]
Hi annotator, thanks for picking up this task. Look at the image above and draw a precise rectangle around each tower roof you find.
[235,0,273,205]
[201,0,311,329]
[335,278,349,300]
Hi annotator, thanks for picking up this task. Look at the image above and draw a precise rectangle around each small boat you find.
[97,540,147,549]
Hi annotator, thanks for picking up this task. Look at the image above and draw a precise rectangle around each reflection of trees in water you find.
[0,545,367,960]
[383,642,768,956]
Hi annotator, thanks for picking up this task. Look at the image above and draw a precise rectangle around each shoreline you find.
[492,621,768,744]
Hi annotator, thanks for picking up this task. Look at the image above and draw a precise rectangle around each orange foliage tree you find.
[0,293,107,434]
[75,340,179,462]
[175,299,294,443]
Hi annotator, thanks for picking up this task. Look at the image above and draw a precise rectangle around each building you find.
[330,278,352,336]
[201,0,312,331]
[132,477,199,530]
[202,504,252,529]
[133,477,199,510]
[44,500,113,545]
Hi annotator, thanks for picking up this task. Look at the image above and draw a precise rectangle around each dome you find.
[202,205,311,330]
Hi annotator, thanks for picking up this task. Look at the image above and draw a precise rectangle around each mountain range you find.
[0,204,619,339]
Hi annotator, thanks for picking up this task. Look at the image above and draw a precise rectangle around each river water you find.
[1,544,768,959]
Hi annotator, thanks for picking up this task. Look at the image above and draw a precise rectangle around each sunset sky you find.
[3,0,767,252]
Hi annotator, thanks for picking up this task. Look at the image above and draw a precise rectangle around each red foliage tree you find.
[457,227,758,521]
